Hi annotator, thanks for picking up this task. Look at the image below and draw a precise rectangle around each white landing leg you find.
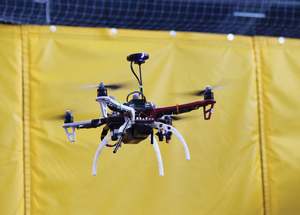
[92,132,113,176]
[148,135,164,176]
[151,122,190,161]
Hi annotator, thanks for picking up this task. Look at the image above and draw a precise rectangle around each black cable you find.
[130,61,146,100]
[139,64,143,94]
[130,61,141,86]
[126,91,147,102]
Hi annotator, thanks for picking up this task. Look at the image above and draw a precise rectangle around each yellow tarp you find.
[255,37,300,215]
[0,25,23,215]
[1,24,299,215]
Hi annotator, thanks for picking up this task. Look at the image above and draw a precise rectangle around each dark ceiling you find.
[1,0,300,38]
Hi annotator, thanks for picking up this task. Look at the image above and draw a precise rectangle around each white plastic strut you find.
[92,118,131,176]
[63,127,75,142]
[151,121,190,161]
[148,135,164,176]
[95,96,135,122]
[118,117,131,137]
[62,120,95,142]
[92,132,113,176]
[98,100,108,117]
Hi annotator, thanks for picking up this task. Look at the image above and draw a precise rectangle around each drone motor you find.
[204,86,214,100]
[64,110,73,123]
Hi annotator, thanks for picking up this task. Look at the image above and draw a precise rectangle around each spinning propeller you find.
[84,82,124,90]
[191,86,224,97]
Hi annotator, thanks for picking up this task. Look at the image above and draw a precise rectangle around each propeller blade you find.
[83,83,124,90]
[191,86,223,96]
[84,85,99,89]
[193,89,206,96]
[170,115,193,121]
[105,84,124,90]
[51,114,66,120]
[170,115,184,121]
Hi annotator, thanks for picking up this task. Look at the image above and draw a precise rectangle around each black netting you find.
[0,0,299,38]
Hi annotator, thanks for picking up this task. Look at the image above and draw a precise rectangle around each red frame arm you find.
[144,99,216,120]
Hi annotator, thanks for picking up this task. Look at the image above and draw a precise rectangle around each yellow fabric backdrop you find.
[0,25,23,215]
[1,24,298,215]
[255,37,300,215]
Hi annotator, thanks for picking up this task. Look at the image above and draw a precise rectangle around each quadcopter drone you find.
[62,53,216,176]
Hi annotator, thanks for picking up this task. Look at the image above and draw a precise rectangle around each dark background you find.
[1,0,299,38]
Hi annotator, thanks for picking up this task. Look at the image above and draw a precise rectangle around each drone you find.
[62,53,216,176]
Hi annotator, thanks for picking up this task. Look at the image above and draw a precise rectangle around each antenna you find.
[127,53,149,95]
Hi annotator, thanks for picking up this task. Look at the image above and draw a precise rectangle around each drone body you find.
[62,53,216,176]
